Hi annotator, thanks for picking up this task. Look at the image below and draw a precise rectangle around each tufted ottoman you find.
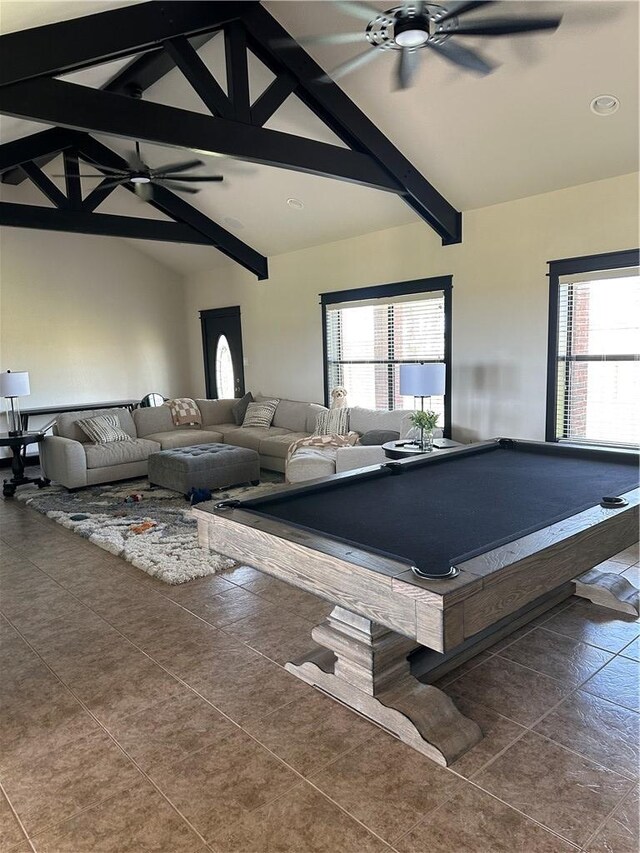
[147,443,260,495]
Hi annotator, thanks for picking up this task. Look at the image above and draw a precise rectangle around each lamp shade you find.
[0,371,30,397]
[399,363,445,397]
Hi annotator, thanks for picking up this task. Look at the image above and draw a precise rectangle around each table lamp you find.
[0,370,30,436]
[399,363,445,411]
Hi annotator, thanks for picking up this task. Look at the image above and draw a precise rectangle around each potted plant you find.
[408,409,439,451]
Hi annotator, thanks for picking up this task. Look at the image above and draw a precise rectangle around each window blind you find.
[555,271,639,446]
[325,290,446,417]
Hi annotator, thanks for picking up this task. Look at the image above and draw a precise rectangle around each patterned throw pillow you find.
[314,407,350,436]
[242,399,278,429]
[77,414,131,444]
[166,398,202,426]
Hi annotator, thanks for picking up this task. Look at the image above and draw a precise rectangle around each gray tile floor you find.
[0,487,638,852]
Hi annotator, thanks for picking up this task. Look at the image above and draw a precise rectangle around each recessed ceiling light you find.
[286,197,304,210]
[590,94,620,116]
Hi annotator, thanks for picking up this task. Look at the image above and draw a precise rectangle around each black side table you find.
[0,432,49,497]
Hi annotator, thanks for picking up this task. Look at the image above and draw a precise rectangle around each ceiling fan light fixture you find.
[394,16,429,48]
[590,94,620,116]
[130,175,151,184]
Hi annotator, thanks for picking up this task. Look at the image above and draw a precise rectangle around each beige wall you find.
[0,226,190,430]
[184,172,639,442]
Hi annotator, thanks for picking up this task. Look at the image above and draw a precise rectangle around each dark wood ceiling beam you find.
[3,34,218,187]
[0,78,401,193]
[20,161,69,209]
[224,22,251,123]
[79,135,269,280]
[250,73,297,128]
[0,1,251,87]
[241,4,462,244]
[0,201,220,245]
[0,127,73,174]
[164,36,234,119]
[104,32,215,96]
[81,178,118,213]
[63,150,82,208]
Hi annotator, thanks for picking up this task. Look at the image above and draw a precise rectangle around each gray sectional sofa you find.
[40,396,327,489]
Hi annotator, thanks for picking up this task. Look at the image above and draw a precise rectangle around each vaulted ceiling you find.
[0,0,637,276]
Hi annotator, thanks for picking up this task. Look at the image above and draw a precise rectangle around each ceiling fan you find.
[54,142,224,201]
[288,0,563,89]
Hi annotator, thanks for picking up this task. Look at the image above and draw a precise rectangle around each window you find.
[321,277,451,434]
[546,250,640,447]
[215,335,235,399]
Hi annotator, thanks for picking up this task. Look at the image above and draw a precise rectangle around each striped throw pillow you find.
[242,399,278,429]
[76,414,131,444]
[314,407,350,436]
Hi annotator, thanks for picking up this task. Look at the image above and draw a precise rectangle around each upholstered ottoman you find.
[148,443,260,495]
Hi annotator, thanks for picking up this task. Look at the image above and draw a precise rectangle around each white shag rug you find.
[17,474,283,584]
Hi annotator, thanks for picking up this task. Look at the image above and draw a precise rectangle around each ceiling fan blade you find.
[427,38,496,74]
[396,48,421,89]
[134,181,153,201]
[437,2,494,24]
[334,1,385,22]
[153,179,199,194]
[81,163,131,175]
[51,173,128,178]
[324,47,383,81]
[150,158,204,176]
[450,17,562,36]
[97,179,131,189]
[153,175,224,182]
[127,143,146,172]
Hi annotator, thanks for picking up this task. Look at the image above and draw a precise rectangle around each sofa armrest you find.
[40,435,88,489]
[335,445,386,473]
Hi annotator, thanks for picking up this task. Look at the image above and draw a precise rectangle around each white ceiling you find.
[1,0,638,275]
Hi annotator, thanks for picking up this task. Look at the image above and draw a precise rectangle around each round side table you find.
[0,432,49,497]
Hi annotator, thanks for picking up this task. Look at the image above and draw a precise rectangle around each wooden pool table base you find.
[574,568,640,616]
[285,605,482,767]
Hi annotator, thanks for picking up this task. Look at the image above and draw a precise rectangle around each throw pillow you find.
[359,429,401,446]
[242,399,278,429]
[232,392,254,425]
[314,407,350,436]
[77,414,131,444]
[166,398,201,426]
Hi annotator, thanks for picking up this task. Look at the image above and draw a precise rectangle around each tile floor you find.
[0,489,638,852]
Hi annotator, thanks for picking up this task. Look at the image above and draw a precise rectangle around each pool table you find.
[194,438,639,766]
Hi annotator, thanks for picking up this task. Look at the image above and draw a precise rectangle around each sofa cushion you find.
[259,432,308,460]
[226,426,289,452]
[84,438,160,470]
[56,408,137,442]
[133,405,177,437]
[314,408,350,436]
[271,399,312,432]
[144,429,223,450]
[77,414,132,444]
[359,429,401,446]
[348,407,412,436]
[286,447,337,484]
[231,392,254,425]
[306,404,328,433]
[242,400,278,429]
[195,398,236,427]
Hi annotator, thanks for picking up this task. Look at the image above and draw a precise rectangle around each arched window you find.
[215,335,235,399]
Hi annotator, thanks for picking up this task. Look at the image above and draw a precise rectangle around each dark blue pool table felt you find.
[240,445,639,579]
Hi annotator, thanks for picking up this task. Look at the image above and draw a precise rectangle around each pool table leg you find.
[285,605,483,767]
[574,568,639,616]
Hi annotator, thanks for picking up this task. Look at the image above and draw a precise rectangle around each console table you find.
[19,399,139,431]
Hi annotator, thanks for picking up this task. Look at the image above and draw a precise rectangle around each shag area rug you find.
[18,474,283,584]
